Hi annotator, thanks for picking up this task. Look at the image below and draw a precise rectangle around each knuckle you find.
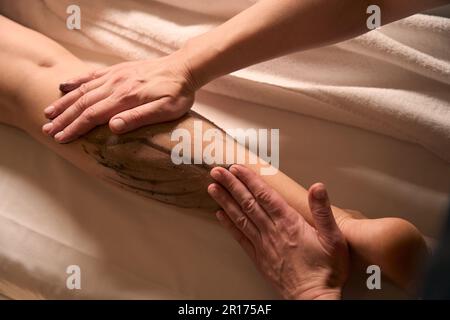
[113,85,140,104]
[123,85,141,102]
[88,71,97,80]
[111,89,123,100]
[124,91,140,104]
[78,83,89,95]
[254,188,272,204]
[90,69,102,79]
[74,95,89,112]
[284,221,300,239]
[254,187,287,216]
[110,73,126,85]
[268,203,286,217]
[241,197,258,215]
[226,180,238,192]
[82,107,100,123]
[236,215,248,230]
[313,206,332,218]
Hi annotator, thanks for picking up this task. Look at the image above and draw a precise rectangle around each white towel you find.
[1,0,449,161]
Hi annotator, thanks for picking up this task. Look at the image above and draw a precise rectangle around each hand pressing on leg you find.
[208,165,349,300]
[42,51,197,143]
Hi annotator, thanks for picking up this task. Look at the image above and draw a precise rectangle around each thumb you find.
[109,96,193,134]
[108,98,177,134]
[308,183,341,246]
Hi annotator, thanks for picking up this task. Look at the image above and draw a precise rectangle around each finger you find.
[53,96,123,143]
[44,77,106,120]
[216,210,256,261]
[44,84,111,137]
[308,183,342,246]
[210,167,274,232]
[208,183,260,245]
[108,97,184,134]
[59,67,111,93]
[229,165,291,220]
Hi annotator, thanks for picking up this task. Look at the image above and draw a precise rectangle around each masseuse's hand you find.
[208,165,349,300]
[42,52,196,143]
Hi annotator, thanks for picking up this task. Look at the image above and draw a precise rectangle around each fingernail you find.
[110,118,126,133]
[210,168,222,180]
[313,187,327,200]
[59,82,74,93]
[54,131,66,143]
[59,83,68,92]
[44,106,55,117]
[216,211,224,220]
[42,122,53,134]
[229,165,238,174]
[208,184,217,195]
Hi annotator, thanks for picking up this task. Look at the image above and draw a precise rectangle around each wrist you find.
[288,286,342,300]
[178,34,228,90]
[311,290,342,300]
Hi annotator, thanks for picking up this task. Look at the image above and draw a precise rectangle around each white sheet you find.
[0,1,449,299]
[1,0,449,161]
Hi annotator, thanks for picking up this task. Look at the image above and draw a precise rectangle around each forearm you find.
[182,0,449,88]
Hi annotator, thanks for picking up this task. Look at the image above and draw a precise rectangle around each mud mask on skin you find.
[81,111,231,209]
